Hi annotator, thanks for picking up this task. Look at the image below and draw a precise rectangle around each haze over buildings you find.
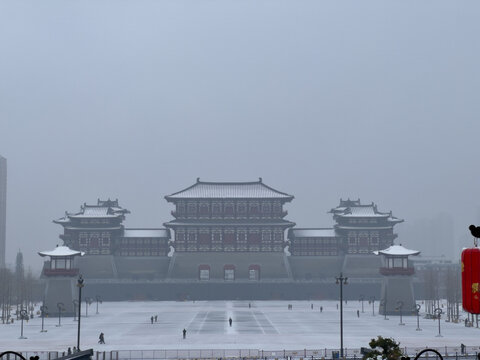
[0,1,479,269]
[0,155,6,268]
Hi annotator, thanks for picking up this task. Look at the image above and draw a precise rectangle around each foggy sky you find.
[1,0,479,271]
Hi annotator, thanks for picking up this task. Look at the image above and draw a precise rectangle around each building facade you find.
[288,199,403,256]
[164,178,295,252]
[0,155,6,268]
[54,199,170,256]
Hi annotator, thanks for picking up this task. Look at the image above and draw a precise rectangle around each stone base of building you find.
[378,276,416,316]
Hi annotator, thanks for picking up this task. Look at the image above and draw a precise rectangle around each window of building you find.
[212,203,221,215]
[249,265,260,280]
[224,268,235,281]
[187,203,196,214]
[177,202,185,214]
[199,269,210,280]
[261,202,271,213]
[199,203,209,216]
[224,203,234,216]
[237,202,247,214]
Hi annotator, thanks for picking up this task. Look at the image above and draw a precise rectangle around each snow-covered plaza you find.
[2,301,479,353]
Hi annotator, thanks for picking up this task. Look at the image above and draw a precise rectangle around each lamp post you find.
[396,301,405,325]
[85,297,93,317]
[95,295,102,314]
[72,300,78,321]
[77,275,84,351]
[40,305,48,332]
[435,307,443,337]
[414,304,421,331]
[18,309,28,339]
[370,296,375,316]
[335,273,348,358]
[380,299,389,320]
[359,295,364,313]
[56,302,65,327]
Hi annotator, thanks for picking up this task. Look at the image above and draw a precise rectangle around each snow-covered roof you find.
[165,178,293,200]
[330,199,403,223]
[38,246,85,258]
[54,199,130,223]
[290,228,337,238]
[123,229,170,238]
[373,244,420,257]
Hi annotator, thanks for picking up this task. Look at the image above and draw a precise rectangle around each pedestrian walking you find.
[357,310,360,318]
[72,347,77,353]
[311,304,313,310]
[151,316,154,324]
[98,332,105,344]
[155,315,158,322]
[229,317,233,327]
[320,306,323,313]
[67,348,72,355]
[183,328,187,339]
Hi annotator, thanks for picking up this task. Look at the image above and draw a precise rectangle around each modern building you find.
[0,155,6,268]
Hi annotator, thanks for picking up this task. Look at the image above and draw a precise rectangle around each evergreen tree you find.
[362,336,403,360]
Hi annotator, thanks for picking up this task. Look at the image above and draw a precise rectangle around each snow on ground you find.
[1,301,479,352]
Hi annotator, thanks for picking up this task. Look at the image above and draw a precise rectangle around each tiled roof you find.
[123,228,170,238]
[330,199,403,222]
[54,199,130,222]
[165,178,293,200]
[38,245,85,258]
[290,228,337,238]
[373,244,420,256]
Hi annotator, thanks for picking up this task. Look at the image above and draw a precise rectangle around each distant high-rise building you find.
[0,155,6,268]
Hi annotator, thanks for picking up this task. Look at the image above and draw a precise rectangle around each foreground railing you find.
[6,347,480,360]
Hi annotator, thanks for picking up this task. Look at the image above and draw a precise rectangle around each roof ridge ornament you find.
[259,177,262,183]
[196,177,200,183]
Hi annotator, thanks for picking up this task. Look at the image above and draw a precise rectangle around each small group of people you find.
[150,315,158,324]
[287,304,293,310]
[65,346,79,355]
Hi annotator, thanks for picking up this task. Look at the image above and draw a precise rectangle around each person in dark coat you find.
[183,328,187,339]
[229,317,233,327]
[99,332,105,344]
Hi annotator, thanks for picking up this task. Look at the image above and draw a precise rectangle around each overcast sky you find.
[1,0,479,271]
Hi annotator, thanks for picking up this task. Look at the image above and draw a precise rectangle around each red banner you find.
[462,247,480,314]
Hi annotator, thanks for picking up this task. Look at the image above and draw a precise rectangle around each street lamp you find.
[95,295,102,314]
[396,301,405,325]
[72,300,78,321]
[359,295,365,313]
[18,309,28,339]
[40,305,48,332]
[435,307,443,337]
[76,275,84,351]
[380,299,389,320]
[85,297,93,317]
[413,304,421,331]
[56,302,65,327]
[335,273,348,358]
